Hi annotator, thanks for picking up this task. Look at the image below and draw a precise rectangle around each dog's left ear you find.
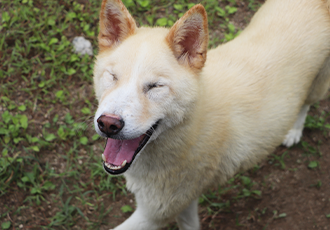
[98,0,137,51]
[166,4,209,71]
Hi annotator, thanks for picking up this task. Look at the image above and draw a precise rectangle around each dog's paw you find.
[282,128,302,147]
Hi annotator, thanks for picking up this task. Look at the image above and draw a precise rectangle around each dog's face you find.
[94,30,192,141]
[93,0,209,175]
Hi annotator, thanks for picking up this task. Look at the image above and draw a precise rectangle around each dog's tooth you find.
[121,160,127,167]
[102,154,106,162]
[105,163,125,170]
[110,165,117,170]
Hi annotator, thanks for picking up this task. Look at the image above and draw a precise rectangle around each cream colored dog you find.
[93,0,330,229]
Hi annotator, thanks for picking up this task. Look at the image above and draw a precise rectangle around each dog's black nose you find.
[97,115,124,136]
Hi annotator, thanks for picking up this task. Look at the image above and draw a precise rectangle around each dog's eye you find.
[102,71,118,91]
[103,71,118,81]
[112,74,118,81]
[146,83,163,92]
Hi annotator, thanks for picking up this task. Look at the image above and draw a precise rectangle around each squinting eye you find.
[103,71,118,81]
[112,74,118,81]
[148,83,158,89]
[147,83,164,91]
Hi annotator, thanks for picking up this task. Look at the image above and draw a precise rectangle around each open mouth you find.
[102,121,159,175]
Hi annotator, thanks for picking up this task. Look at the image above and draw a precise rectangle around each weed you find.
[304,112,330,135]
[310,180,322,189]
[48,196,86,228]
[121,205,134,213]
[1,221,11,230]
[248,0,262,11]
[273,210,287,219]
[269,151,289,169]
[308,161,319,169]
[18,164,56,205]
[301,141,321,157]
[236,175,262,198]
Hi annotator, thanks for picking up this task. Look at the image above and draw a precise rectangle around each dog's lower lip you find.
[102,121,160,175]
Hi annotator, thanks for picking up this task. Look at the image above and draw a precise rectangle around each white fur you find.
[110,207,162,230]
[176,199,200,230]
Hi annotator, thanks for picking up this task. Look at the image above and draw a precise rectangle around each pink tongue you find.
[103,136,142,166]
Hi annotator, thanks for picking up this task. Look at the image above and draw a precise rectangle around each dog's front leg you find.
[176,199,200,230]
[111,207,164,230]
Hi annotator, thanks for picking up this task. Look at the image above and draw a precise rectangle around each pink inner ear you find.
[166,8,208,70]
[179,25,202,58]
[104,9,123,43]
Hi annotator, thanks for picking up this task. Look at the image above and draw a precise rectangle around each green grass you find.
[1,0,327,229]
[1,0,136,228]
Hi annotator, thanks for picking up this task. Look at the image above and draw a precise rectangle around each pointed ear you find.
[98,0,137,51]
[166,4,209,71]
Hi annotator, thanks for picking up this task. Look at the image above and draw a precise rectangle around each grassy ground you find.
[1,0,330,229]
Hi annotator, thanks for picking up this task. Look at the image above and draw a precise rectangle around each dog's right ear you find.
[98,0,137,51]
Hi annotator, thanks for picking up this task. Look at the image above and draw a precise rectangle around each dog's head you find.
[93,0,209,175]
